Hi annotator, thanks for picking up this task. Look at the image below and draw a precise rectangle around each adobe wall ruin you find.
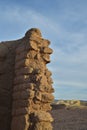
[0,28,54,130]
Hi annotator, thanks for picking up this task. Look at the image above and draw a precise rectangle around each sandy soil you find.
[51,106,87,130]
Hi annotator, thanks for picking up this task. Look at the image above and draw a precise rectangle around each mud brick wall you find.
[0,28,54,130]
[0,41,18,130]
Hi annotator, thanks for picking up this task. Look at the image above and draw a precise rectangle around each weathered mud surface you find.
[51,106,87,130]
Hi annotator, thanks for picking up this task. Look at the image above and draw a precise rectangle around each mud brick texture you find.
[0,28,54,130]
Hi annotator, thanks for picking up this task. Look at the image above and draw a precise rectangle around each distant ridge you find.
[52,99,87,109]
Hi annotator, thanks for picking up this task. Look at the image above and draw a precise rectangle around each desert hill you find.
[52,99,87,109]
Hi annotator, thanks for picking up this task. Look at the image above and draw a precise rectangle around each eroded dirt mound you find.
[51,104,87,130]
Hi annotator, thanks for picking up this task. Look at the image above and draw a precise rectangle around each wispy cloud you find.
[55,80,87,88]
[0,6,61,41]
[0,2,87,100]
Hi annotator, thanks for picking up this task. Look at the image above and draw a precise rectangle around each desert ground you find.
[51,101,87,130]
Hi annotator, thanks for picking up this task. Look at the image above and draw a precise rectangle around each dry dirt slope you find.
[51,102,87,130]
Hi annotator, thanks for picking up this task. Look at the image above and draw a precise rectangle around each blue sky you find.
[0,0,87,100]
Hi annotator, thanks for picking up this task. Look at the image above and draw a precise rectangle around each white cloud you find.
[54,80,87,89]
[0,4,87,99]
[0,6,62,41]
